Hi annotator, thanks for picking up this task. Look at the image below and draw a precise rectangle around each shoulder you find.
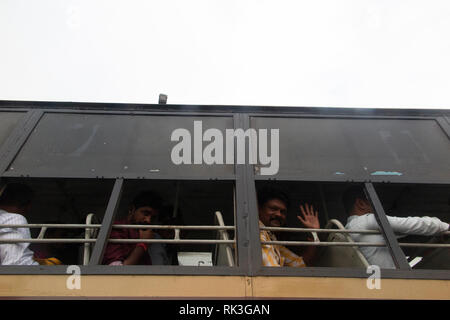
[109,219,130,238]
[0,212,28,224]
[259,229,271,242]
[346,214,375,227]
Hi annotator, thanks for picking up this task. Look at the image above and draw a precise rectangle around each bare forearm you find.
[302,245,317,266]
[123,246,146,265]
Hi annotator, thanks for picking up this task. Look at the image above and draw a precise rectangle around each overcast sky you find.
[1,0,450,109]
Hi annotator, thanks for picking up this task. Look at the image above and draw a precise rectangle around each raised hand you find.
[139,228,154,239]
[297,203,320,229]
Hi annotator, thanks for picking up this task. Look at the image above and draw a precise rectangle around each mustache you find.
[270,217,283,224]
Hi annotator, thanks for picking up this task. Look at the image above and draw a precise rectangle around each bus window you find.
[107,180,236,267]
[375,183,450,270]
[255,181,397,269]
[0,178,113,266]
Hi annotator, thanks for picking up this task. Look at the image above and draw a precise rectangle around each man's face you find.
[258,198,287,227]
[129,206,158,225]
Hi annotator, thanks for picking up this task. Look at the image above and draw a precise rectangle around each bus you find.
[0,100,448,299]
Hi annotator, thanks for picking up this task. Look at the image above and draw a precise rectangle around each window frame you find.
[0,110,250,276]
[0,107,448,279]
[246,112,450,280]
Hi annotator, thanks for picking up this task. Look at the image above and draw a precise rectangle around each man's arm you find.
[298,238,317,266]
[279,245,306,267]
[363,214,449,236]
[123,228,154,265]
[103,226,154,265]
[0,214,38,265]
[122,245,148,265]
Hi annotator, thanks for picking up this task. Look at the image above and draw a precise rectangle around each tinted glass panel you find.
[251,117,450,182]
[0,112,25,149]
[5,113,234,178]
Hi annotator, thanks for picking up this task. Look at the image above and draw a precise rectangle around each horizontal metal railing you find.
[0,224,234,231]
[0,238,235,244]
[260,226,450,249]
[0,224,447,248]
[0,223,236,245]
[262,240,450,248]
[261,226,450,236]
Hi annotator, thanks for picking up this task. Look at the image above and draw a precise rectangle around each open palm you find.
[297,203,320,229]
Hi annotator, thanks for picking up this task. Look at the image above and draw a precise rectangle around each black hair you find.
[0,183,34,208]
[342,185,367,215]
[131,191,163,211]
[257,185,290,209]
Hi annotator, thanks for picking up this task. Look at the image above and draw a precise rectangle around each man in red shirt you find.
[103,191,163,265]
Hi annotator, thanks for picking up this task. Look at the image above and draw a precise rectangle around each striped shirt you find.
[0,209,38,265]
[259,221,306,267]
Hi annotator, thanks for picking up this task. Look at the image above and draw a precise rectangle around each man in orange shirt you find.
[257,186,320,267]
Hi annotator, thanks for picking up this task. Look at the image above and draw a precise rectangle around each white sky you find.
[1,0,450,109]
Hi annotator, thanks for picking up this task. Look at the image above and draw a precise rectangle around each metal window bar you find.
[1,239,447,248]
[0,239,235,244]
[0,225,447,248]
[260,226,450,236]
[0,223,237,246]
[214,211,235,267]
[37,227,47,239]
[1,225,447,236]
[83,213,98,265]
[1,224,446,235]
[0,224,234,230]
[259,225,450,248]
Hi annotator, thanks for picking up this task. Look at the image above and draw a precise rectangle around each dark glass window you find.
[0,112,25,149]
[251,117,450,183]
[5,113,234,178]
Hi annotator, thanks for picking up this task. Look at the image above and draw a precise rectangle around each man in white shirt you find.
[0,183,38,265]
[343,186,449,269]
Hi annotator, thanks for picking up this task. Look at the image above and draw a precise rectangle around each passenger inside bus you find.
[0,183,62,265]
[103,191,169,265]
[257,186,320,267]
[0,183,39,265]
[343,185,450,269]
[31,222,80,265]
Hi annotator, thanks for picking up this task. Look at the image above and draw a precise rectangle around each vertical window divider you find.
[436,117,450,141]
[364,182,410,270]
[89,178,123,265]
[234,113,251,275]
[240,113,263,275]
